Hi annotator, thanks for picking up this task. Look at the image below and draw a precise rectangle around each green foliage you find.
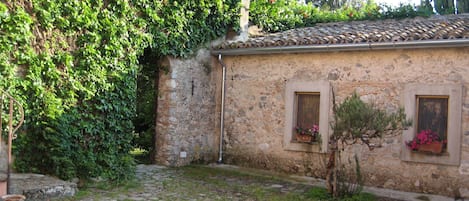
[250,0,312,32]
[381,3,433,19]
[331,93,411,145]
[1,0,238,181]
[305,186,376,201]
[133,0,239,57]
[306,187,332,200]
[434,0,456,14]
[0,0,147,181]
[132,49,158,161]
[458,0,469,13]
[326,92,410,198]
[336,154,363,198]
[250,0,433,32]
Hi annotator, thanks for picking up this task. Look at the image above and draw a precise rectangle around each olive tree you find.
[326,92,411,197]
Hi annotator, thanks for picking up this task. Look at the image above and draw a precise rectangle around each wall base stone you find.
[459,161,469,175]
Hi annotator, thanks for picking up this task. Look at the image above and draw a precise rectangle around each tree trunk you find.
[326,139,338,197]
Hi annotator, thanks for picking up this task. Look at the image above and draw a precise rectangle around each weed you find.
[416,195,430,201]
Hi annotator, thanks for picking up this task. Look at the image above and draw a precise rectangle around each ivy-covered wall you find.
[0,0,238,181]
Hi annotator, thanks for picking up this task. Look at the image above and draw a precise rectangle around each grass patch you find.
[59,178,143,201]
[304,187,377,201]
[416,195,430,201]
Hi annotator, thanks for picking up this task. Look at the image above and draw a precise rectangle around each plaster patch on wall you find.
[328,69,340,80]
[447,71,463,82]
[459,162,469,175]
[166,79,177,88]
[414,180,420,187]
[258,143,270,151]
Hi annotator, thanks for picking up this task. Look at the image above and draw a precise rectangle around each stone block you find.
[460,187,469,199]
[0,142,7,182]
[0,181,6,197]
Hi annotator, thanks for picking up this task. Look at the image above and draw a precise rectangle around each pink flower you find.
[295,124,320,137]
[406,129,445,151]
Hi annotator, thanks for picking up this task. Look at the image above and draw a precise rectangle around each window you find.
[401,84,462,166]
[294,92,320,142]
[416,96,448,142]
[284,80,330,153]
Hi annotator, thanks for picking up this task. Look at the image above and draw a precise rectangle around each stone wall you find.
[214,47,469,197]
[155,49,218,166]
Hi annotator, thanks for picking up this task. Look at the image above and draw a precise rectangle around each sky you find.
[374,0,421,7]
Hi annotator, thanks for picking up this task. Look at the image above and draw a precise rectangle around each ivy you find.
[133,0,239,57]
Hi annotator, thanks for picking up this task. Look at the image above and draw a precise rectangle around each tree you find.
[457,0,469,13]
[433,0,455,14]
[326,92,411,197]
[305,0,363,9]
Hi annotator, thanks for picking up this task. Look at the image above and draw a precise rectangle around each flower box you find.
[417,142,444,154]
[406,129,446,154]
[294,124,320,144]
[295,133,313,143]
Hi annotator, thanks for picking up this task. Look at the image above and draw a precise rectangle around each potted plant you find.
[294,124,320,143]
[406,129,446,154]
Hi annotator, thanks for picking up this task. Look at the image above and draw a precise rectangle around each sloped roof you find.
[213,15,469,53]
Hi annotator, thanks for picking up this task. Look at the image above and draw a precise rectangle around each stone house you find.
[155,15,469,197]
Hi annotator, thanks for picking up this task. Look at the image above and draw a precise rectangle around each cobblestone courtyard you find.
[65,164,317,201]
[52,164,453,201]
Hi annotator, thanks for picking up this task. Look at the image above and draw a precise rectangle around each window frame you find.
[284,80,330,153]
[400,83,462,166]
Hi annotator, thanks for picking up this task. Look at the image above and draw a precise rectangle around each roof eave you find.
[211,39,469,56]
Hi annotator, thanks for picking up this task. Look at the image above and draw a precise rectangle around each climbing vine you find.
[0,0,238,181]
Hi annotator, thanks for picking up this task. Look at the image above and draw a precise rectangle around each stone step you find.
[8,173,76,201]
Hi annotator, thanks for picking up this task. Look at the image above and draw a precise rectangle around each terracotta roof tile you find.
[214,15,469,50]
